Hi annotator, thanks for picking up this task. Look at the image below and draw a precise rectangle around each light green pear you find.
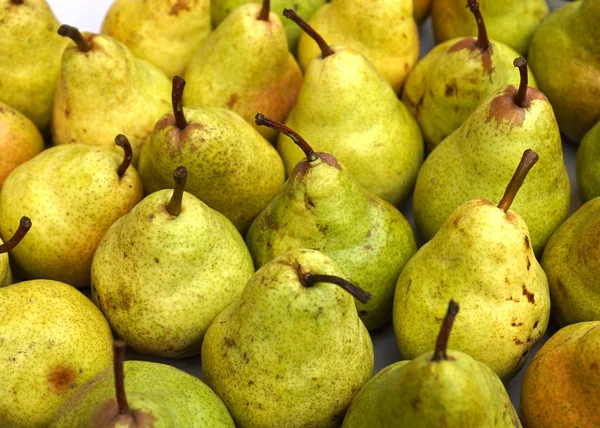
[201,249,374,427]
[0,280,114,428]
[395,150,551,380]
[413,59,570,256]
[0,216,31,287]
[576,120,600,202]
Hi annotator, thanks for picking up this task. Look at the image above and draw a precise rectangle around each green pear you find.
[278,11,423,206]
[247,114,416,330]
[201,249,374,427]
[0,0,67,131]
[0,280,114,428]
[576,120,600,202]
[0,137,143,287]
[344,301,521,427]
[91,166,254,358]
[527,0,600,142]
[395,150,551,380]
[52,25,171,162]
[102,0,211,78]
[139,77,284,233]
[297,0,419,93]
[0,216,31,287]
[413,58,570,256]
[403,0,537,150]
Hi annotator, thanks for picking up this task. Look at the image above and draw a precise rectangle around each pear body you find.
[577,120,600,202]
[102,0,211,77]
[201,249,374,427]
[413,0,432,23]
[184,3,302,141]
[0,280,113,428]
[0,144,143,287]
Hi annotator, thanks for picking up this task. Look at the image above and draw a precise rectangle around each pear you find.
[0,136,143,287]
[413,58,570,256]
[91,166,255,358]
[50,341,235,427]
[395,150,551,380]
[247,114,416,330]
[576,120,600,202]
[0,0,67,131]
[343,301,522,427]
[0,216,31,287]
[139,77,284,233]
[183,0,302,141]
[52,25,171,162]
[521,322,600,427]
[0,280,114,428]
[279,11,423,206]
[102,0,211,78]
[297,0,419,93]
[201,248,374,427]
[527,0,600,142]
[402,0,537,150]
[413,0,432,23]
[431,0,548,55]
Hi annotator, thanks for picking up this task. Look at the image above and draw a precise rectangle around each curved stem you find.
[0,217,31,254]
[498,149,539,213]
[513,57,529,108]
[283,9,334,59]
[113,340,130,416]
[167,166,187,217]
[172,76,188,131]
[255,113,317,162]
[467,0,490,51]
[258,0,270,21]
[114,135,133,179]
[432,300,459,362]
[300,272,371,304]
[57,25,91,52]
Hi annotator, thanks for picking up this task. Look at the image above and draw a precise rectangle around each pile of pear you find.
[0,0,599,426]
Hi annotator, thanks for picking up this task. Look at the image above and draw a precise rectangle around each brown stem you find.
[258,0,270,21]
[113,340,130,416]
[283,9,334,59]
[432,300,459,362]
[172,76,188,131]
[513,57,529,108]
[57,25,92,52]
[0,217,31,254]
[467,0,490,51]
[255,113,317,162]
[11,0,24,4]
[300,272,371,304]
[114,135,133,179]
[497,149,539,213]
[167,166,187,217]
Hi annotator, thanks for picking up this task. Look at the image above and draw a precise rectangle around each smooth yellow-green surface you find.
[202,249,374,427]
[0,280,113,428]
[577,120,600,202]
[0,237,12,288]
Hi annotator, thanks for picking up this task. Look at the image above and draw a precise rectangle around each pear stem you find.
[432,300,459,362]
[258,0,270,21]
[283,9,334,59]
[115,135,133,179]
[513,57,529,108]
[57,25,92,52]
[0,217,31,254]
[300,273,371,304]
[467,0,490,51]
[497,149,539,213]
[167,166,187,217]
[11,0,24,4]
[113,340,130,416]
[255,113,317,162]
[172,76,188,131]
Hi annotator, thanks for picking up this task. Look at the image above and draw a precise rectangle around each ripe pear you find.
[577,120,600,202]
[0,280,114,428]
[343,301,522,427]
[139,77,284,233]
[413,58,570,256]
[52,25,171,162]
[413,0,432,23]
[201,249,374,427]
[279,11,423,206]
[402,0,537,150]
[91,167,254,358]
[0,217,31,287]
[0,137,143,287]
[247,114,416,330]
[521,321,600,427]
[395,150,551,380]
[102,0,211,78]
[527,0,600,142]
[0,0,67,131]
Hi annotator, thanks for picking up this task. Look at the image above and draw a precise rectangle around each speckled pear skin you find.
[393,200,551,380]
[402,37,537,150]
[0,144,143,287]
[521,322,600,427]
[577,121,600,202]
[138,107,284,233]
[91,189,255,358]
[49,361,236,428]
[298,0,419,93]
[246,154,416,330]
[201,249,374,428]
[0,0,67,131]
[278,47,423,206]
[184,4,302,141]
[0,280,113,428]
[413,0,432,23]
[527,0,600,142]
[342,351,521,427]
[102,0,211,78]
[52,32,171,163]
[431,0,548,55]
[413,85,570,256]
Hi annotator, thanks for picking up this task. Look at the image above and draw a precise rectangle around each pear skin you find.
[0,217,31,287]
[577,120,600,202]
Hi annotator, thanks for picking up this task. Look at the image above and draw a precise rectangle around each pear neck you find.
[432,300,459,362]
[0,217,31,254]
[283,9,334,59]
[258,0,270,21]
